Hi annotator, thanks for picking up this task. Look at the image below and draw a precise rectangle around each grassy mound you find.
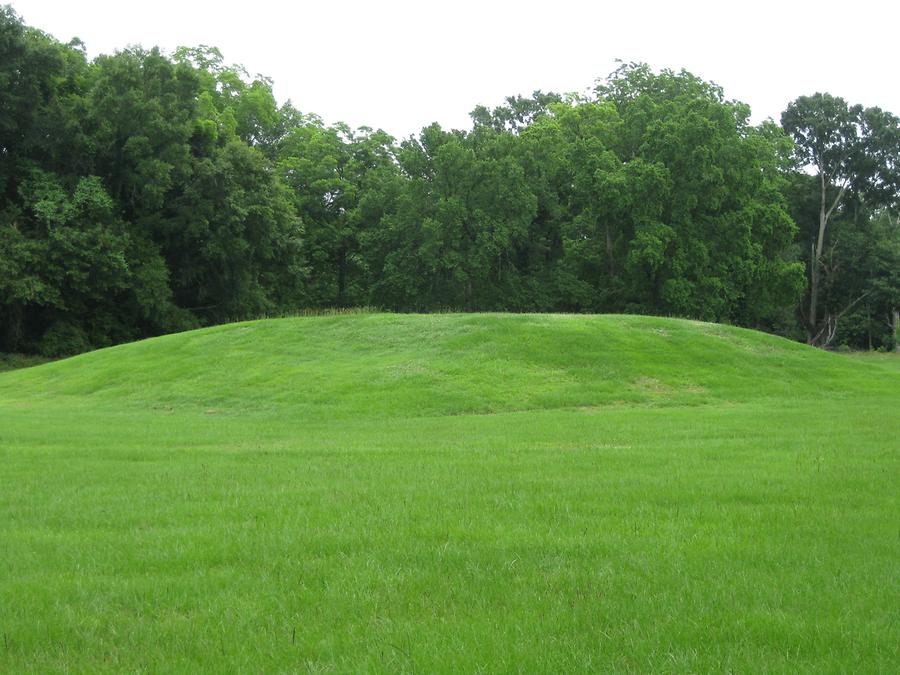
[1,314,897,671]
[2,313,894,416]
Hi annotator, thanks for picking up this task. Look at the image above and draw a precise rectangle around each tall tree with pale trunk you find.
[782,94,899,345]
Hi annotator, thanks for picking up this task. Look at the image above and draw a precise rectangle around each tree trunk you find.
[807,173,828,343]
[808,169,846,346]
[867,305,872,351]
[892,308,899,351]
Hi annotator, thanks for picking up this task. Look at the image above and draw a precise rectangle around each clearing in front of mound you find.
[1,314,898,672]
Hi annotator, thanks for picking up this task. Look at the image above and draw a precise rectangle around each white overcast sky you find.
[9,0,899,139]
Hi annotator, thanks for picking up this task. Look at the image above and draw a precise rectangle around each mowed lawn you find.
[1,314,898,672]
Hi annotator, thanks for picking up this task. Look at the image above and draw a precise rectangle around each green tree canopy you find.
[1,7,895,354]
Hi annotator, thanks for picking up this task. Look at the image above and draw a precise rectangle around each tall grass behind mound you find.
[0,314,893,419]
[0,353,51,373]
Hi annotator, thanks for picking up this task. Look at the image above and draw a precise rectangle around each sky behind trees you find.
[10,0,899,139]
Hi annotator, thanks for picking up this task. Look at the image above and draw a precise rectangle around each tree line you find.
[1,6,897,356]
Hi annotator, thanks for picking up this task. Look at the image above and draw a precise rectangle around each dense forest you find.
[1,6,897,356]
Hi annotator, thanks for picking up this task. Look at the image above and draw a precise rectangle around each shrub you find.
[40,321,91,357]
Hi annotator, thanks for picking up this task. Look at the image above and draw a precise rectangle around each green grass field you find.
[1,313,898,672]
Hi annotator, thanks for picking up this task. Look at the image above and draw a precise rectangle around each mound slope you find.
[0,313,893,419]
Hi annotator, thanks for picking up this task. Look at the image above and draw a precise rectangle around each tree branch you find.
[810,291,873,348]
[836,290,872,321]
[824,181,848,224]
